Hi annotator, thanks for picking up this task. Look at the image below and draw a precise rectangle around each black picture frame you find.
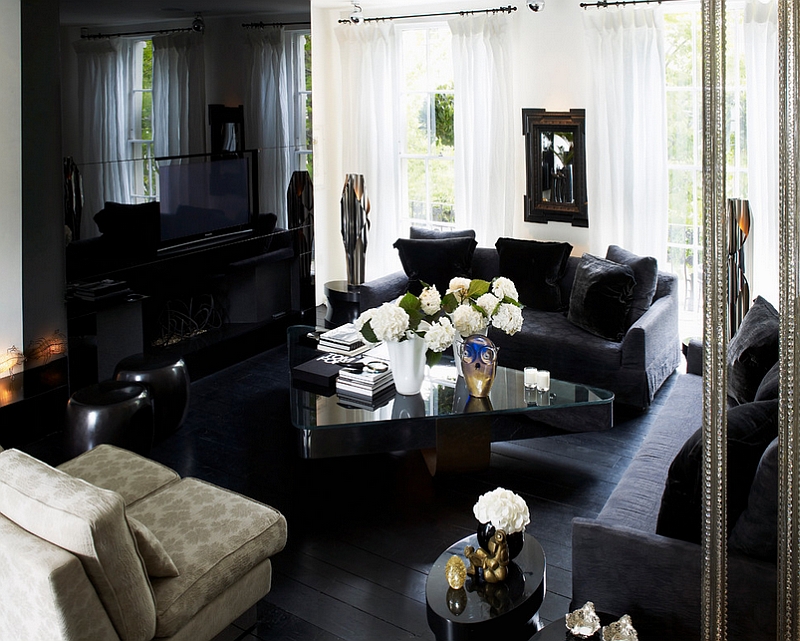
[522,108,588,227]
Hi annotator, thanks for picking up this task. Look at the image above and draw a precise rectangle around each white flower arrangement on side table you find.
[443,276,524,337]
[473,487,531,534]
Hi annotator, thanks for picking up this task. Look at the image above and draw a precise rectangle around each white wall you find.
[311,0,594,299]
[0,0,23,377]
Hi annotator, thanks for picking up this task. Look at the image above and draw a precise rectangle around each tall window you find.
[664,7,747,336]
[397,25,455,231]
[128,39,157,202]
[289,31,313,177]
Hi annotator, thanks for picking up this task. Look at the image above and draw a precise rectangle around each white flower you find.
[354,307,375,333]
[419,286,442,315]
[423,317,456,352]
[473,487,531,534]
[476,293,501,318]
[447,277,472,303]
[369,302,410,342]
[492,303,523,336]
[452,304,487,336]
[492,277,519,302]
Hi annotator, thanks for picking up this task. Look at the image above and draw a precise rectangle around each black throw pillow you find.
[567,254,636,342]
[393,236,477,296]
[94,201,161,255]
[754,361,780,402]
[606,245,658,326]
[494,237,573,311]
[409,227,476,240]
[656,398,779,544]
[728,296,779,406]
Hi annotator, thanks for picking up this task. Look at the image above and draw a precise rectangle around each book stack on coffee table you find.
[335,357,395,408]
[318,323,373,356]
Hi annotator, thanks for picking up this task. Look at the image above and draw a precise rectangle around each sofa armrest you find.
[572,518,777,639]
[359,271,409,312]
[620,284,680,371]
[685,338,703,376]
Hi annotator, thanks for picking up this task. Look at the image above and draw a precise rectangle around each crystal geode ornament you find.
[565,601,601,638]
[445,555,467,589]
[602,614,638,641]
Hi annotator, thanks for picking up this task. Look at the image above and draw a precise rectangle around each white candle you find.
[536,369,550,391]
[524,367,538,389]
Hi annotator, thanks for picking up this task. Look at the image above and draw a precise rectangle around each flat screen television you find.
[157,153,256,254]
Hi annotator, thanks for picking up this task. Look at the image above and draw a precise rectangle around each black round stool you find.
[65,381,154,458]
[114,353,191,441]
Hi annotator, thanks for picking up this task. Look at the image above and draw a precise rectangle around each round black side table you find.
[323,280,361,328]
[426,533,546,641]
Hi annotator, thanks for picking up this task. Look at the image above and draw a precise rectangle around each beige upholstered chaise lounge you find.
[0,444,287,641]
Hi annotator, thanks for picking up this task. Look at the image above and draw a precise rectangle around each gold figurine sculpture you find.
[464,529,510,583]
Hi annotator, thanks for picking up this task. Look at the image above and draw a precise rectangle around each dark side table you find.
[323,280,361,328]
[426,533,546,641]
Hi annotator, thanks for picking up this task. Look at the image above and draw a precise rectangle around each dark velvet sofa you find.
[572,304,781,639]
[360,245,682,408]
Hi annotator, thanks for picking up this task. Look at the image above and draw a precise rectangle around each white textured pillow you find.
[128,516,179,577]
[0,449,157,641]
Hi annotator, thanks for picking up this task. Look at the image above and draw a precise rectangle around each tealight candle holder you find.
[524,367,538,390]
[536,369,550,392]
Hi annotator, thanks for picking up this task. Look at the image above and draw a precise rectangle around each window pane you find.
[433,89,454,155]
[403,30,428,92]
[668,170,696,225]
[303,35,312,92]
[405,158,427,220]
[430,159,454,223]
[667,90,694,164]
[428,29,453,89]
[405,93,430,155]
[664,14,695,87]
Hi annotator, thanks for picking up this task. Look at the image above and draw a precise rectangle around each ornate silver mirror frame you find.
[702,0,800,638]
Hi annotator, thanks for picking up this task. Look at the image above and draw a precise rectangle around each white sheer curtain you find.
[73,38,134,239]
[583,8,668,264]
[744,0,779,306]
[449,15,515,248]
[244,28,291,226]
[152,32,206,158]
[335,23,400,280]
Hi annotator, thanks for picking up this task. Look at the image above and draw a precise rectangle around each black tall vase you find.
[477,522,524,560]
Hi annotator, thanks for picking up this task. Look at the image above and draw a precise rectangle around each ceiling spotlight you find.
[191,13,205,33]
[350,1,364,24]
[528,1,545,11]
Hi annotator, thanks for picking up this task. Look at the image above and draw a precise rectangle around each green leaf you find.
[441,292,459,314]
[426,349,442,367]
[467,279,490,298]
[360,320,378,344]
[399,292,421,313]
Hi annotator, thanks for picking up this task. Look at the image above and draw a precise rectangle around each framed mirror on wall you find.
[522,108,588,227]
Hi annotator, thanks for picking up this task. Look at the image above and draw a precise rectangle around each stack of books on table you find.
[335,357,395,405]
[318,323,373,356]
[72,278,132,302]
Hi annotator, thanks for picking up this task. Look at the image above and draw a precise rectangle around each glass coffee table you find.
[288,325,614,474]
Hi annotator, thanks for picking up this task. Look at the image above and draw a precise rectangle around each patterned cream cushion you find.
[128,516,179,578]
[128,478,287,637]
[0,449,157,641]
[58,444,179,506]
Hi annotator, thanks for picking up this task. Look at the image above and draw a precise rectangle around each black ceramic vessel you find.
[477,522,524,560]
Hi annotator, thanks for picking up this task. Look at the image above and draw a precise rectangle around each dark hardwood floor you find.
[21,311,680,641]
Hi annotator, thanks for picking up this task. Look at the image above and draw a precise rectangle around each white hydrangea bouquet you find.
[442,276,524,337]
[473,487,531,534]
[355,286,457,366]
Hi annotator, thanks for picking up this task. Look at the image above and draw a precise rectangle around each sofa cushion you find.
[128,478,287,638]
[729,437,778,561]
[58,443,180,506]
[728,296,779,406]
[128,516,180,578]
[655,398,779,544]
[409,227,475,240]
[393,236,477,296]
[567,253,636,342]
[494,237,573,311]
[606,245,658,325]
[0,449,156,641]
[754,361,780,402]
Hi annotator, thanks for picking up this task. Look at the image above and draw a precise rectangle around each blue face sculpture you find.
[461,335,499,398]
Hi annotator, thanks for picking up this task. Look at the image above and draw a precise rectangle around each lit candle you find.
[524,367,538,389]
[536,369,550,392]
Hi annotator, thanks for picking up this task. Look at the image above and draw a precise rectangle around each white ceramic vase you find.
[387,334,426,396]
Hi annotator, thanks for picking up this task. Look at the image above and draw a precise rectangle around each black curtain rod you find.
[579,0,686,8]
[242,21,311,29]
[81,26,194,39]
[338,5,517,25]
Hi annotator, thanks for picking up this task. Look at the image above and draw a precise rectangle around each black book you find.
[291,352,362,392]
